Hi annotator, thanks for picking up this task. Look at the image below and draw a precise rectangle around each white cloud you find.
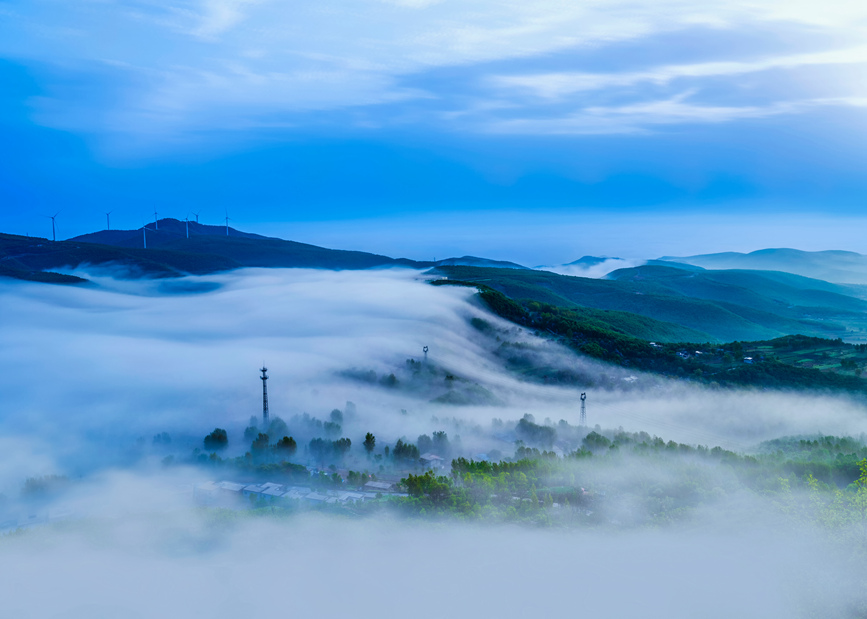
[2,0,867,140]
[484,92,867,135]
[491,46,867,99]
[192,0,264,39]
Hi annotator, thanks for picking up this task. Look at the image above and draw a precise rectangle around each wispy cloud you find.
[490,46,867,99]
[485,92,867,135]
[1,0,867,142]
[191,0,263,38]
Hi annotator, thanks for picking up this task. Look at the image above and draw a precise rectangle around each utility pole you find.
[260,366,270,426]
[580,392,587,426]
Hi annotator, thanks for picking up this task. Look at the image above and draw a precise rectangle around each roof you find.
[217,481,246,492]
[364,481,394,491]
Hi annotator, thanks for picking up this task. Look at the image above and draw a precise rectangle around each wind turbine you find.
[42,210,61,242]
[141,218,156,249]
[104,210,114,231]
[224,210,231,236]
[153,208,159,230]
[184,214,190,239]
[192,210,201,224]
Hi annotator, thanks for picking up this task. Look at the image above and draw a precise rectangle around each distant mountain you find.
[565,256,620,267]
[69,219,429,271]
[660,248,867,285]
[536,256,640,278]
[433,263,867,343]
[435,256,528,269]
[642,260,706,272]
[0,232,241,283]
[2,220,534,284]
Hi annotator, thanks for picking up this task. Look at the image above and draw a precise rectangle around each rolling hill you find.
[434,264,867,343]
[660,248,867,285]
[70,219,429,271]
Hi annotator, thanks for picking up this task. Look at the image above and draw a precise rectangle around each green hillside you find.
[0,232,241,283]
[608,265,867,314]
[461,285,867,394]
[71,219,429,270]
[660,248,867,284]
[435,264,867,343]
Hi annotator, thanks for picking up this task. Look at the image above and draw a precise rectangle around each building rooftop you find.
[364,481,394,491]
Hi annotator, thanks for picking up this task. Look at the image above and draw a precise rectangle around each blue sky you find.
[1,0,866,263]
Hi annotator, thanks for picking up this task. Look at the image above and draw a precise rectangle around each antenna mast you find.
[580,392,587,426]
[260,366,270,426]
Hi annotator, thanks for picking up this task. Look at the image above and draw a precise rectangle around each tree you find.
[432,431,450,457]
[582,431,611,452]
[275,436,297,457]
[333,437,352,458]
[516,416,556,448]
[244,425,259,441]
[251,432,270,452]
[363,432,376,454]
[309,438,330,462]
[418,434,433,454]
[268,416,288,439]
[204,428,228,450]
[324,421,342,438]
[394,439,420,461]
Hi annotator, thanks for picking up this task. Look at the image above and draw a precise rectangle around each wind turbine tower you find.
[580,392,587,426]
[44,212,61,242]
[153,209,159,230]
[423,346,429,364]
[224,212,231,236]
[192,210,201,224]
[104,210,113,230]
[260,366,270,426]
[142,224,147,249]
[184,215,190,239]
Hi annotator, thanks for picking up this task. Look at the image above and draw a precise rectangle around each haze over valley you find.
[4,0,867,616]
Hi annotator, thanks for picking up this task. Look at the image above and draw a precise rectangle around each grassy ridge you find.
[0,232,240,283]
[456,282,867,393]
[435,264,867,342]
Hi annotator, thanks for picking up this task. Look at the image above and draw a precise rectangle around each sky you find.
[1,0,867,263]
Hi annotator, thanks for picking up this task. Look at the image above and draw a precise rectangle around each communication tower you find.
[580,392,587,426]
[260,366,270,426]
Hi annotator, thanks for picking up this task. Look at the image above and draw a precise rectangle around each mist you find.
[3,267,867,617]
[538,258,645,279]
[1,267,865,477]
[2,467,865,619]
